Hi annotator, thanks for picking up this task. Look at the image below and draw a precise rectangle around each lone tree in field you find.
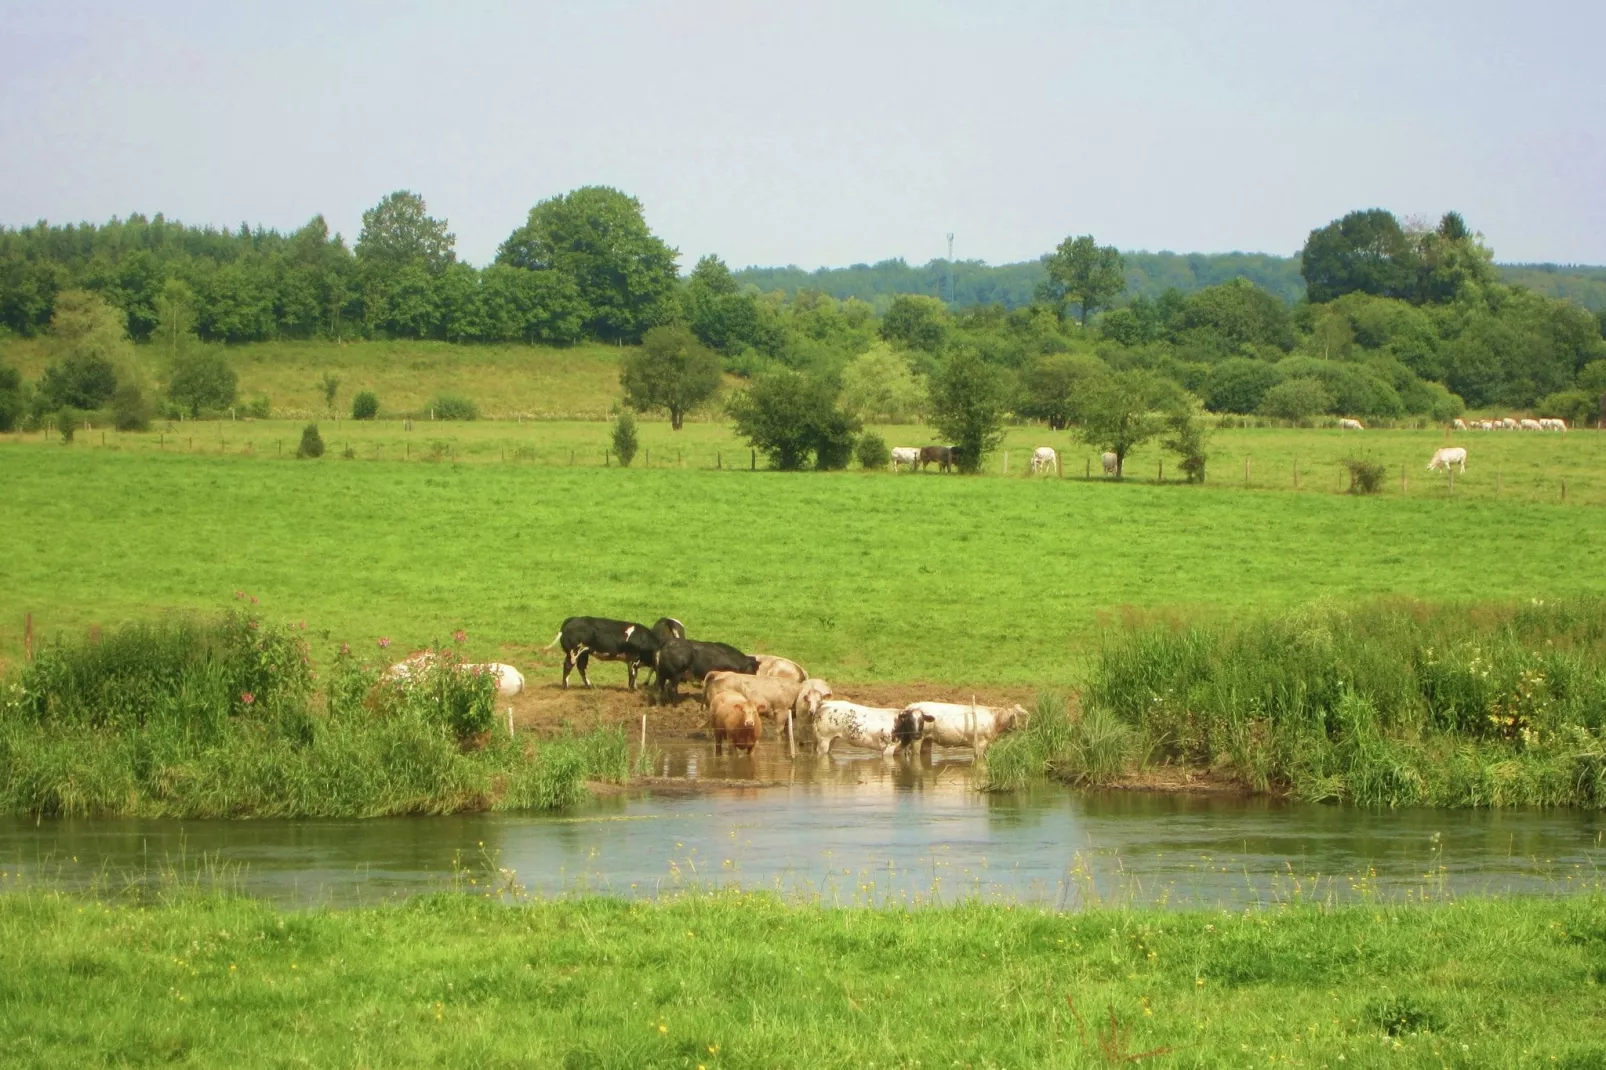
[620,325,722,430]
[1038,235,1125,325]
[927,347,1011,473]
[727,371,860,471]
[1075,369,1184,478]
[611,410,639,466]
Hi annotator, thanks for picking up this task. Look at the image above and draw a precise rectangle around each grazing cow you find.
[917,445,955,472]
[1426,446,1467,473]
[710,692,764,755]
[1520,418,1543,431]
[899,701,1028,760]
[1452,418,1467,431]
[1030,446,1059,475]
[545,616,669,690]
[754,654,808,682]
[890,447,920,472]
[654,638,759,702]
[814,700,925,756]
[1339,418,1364,431]
[1502,418,1518,429]
[1540,418,1568,432]
[704,673,831,742]
[1479,420,1495,431]
[1101,451,1118,475]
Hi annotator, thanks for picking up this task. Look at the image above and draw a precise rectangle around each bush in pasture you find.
[1258,377,1332,422]
[0,362,23,432]
[1538,389,1596,429]
[855,431,890,471]
[430,394,479,420]
[620,324,723,430]
[167,350,237,417]
[927,346,1010,473]
[243,395,270,419]
[55,408,77,443]
[318,371,341,413]
[840,342,927,423]
[296,423,325,458]
[1341,456,1386,494]
[112,382,153,432]
[1161,400,1211,483]
[1073,368,1182,478]
[610,410,639,466]
[727,370,861,471]
[351,391,379,420]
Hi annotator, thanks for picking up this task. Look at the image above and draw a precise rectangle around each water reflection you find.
[2,741,1601,909]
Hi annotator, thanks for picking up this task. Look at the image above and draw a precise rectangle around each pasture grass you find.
[3,442,1605,685]
[1,886,1603,1066]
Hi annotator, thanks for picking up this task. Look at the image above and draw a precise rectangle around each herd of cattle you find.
[542,615,1027,759]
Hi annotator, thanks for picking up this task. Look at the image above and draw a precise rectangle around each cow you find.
[545,616,666,691]
[387,656,524,698]
[1520,418,1543,431]
[709,692,764,755]
[890,447,920,472]
[654,638,759,702]
[703,672,831,744]
[1030,446,1059,475]
[1101,451,1118,475]
[1501,418,1518,429]
[1478,420,1495,431]
[754,654,808,682]
[1426,446,1467,473]
[1452,418,1468,431]
[1339,418,1364,431]
[917,445,955,472]
[1540,418,1568,432]
[814,700,926,756]
[472,663,525,697]
[899,701,1028,760]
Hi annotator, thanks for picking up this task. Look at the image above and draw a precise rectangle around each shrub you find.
[55,409,77,443]
[430,394,479,421]
[855,431,890,470]
[1162,402,1210,483]
[112,382,153,432]
[1259,377,1333,422]
[1538,389,1597,429]
[351,391,379,420]
[727,370,861,471]
[168,351,237,417]
[1342,456,1386,494]
[296,423,325,459]
[928,347,1010,473]
[611,410,639,466]
[243,395,270,419]
[377,648,497,742]
[0,363,23,432]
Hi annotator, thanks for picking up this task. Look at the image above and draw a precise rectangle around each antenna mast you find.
[945,232,955,304]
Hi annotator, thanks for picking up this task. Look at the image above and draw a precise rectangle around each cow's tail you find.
[543,631,563,651]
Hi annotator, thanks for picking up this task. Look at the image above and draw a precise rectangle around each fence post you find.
[24,612,33,662]
[605,450,610,467]
[1244,456,1251,485]
[1562,478,1567,502]
[1002,450,1008,474]
[1401,465,1407,494]
[646,449,650,467]
[1085,458,1090,479]
[717,451,721,469]
[1292,457,1298,489]
[1158,459,1163,482]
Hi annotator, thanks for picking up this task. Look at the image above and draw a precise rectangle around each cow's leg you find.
[576,649,593,689]
[626,658,638,692]
[561,650,574,689]
[714,730,723,756]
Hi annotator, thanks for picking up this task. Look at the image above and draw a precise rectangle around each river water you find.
[3,744,1602,908]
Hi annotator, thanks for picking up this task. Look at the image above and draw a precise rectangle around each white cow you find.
[1520,418,1543,431]
[1426,446,1467,473]
[1030,446,1059,475]
[1501,418,1518,429]
[1540,418,1568,432]
[754,654,808,682]
[814,700,917,756]
[1478,420,1495,431]
[890,447,920,472]
[388,655,524,697]
[1101,451,1118,475]
[1339,418,1364,431]
[900,701,1029,760]
[1452,419,1467,431]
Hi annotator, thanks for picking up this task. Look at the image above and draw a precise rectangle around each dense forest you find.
[2,189,1605,439]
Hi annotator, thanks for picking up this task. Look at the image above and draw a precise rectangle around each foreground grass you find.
[1,890,1602,1067]
[3,446,1605,683]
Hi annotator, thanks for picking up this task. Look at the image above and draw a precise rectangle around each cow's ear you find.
[922,713,935,722]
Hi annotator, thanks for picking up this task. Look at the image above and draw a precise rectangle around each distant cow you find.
[814,700,925,756]
[709,692,763,755]
[1339,418,1364,431]
[1540,418,1568,432]
[900,701,1028,760]
[704,672,831,743]
[1520,418,1543,431]
[918,445,955,472]
[1101,451,1118,475]
[387,654,523,697]
[654,638,759,702]
[1030,447,1059,475]
[754,654,808,682]
[545,616,673,690]
[890,447,920,472]
[1501,418,1518,429]
[1452,418,1467,431]
[1426,446,1467,473]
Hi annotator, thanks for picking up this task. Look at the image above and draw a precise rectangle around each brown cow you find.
[917,445,954,472]
[710,691,765,755]
[703,672,831,745]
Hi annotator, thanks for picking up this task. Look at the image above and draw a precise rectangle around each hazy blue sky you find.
[3,0,1602,269]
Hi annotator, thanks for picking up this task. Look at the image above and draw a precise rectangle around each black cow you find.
[636,617,687,688]
[654,638,759,702]
[546,616,667,690]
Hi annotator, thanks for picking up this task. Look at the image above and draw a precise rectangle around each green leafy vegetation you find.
[351,390,378,420]
[295,423,324,458]
[609,409,638,466]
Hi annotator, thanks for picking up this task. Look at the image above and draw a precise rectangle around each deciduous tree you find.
[927,346,1011,473]
[1074,369,1183,477]
[620,325,722,430]
[1040,235,1125,325]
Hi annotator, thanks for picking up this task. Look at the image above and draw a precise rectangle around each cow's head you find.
[999,704,1029,733]
[893,709,934,746]
[795,679,832,718]
[741,656,761,675]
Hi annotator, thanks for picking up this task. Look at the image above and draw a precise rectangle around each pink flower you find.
[297,620,306,630]
[250,596,259,604]
[233,590,245,601]
[378,637,392,649]
[340,642,351,655]
[240,692,255,706]
[453,630,467,644]
[247,620,259,630]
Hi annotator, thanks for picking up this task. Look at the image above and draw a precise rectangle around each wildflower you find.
[658,1024,668,1034]
[454,629,467,644]
[378,637,392,649]
[250,595,258,604]
[240,692,255,706]
[297,620,306,630]
[340,642,351,655]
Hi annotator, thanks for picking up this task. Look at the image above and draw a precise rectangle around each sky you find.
[2,0,1602,270]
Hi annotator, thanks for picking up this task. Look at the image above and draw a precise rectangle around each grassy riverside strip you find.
[1,889,1603,1066]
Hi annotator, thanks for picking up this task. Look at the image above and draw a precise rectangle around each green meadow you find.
[3,888,1604,1067]
[2,431,1604,683]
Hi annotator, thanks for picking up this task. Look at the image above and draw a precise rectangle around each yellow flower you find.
[658,1024,668,1034]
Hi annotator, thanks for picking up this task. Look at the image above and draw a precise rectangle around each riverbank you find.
[2,888,1602,1066]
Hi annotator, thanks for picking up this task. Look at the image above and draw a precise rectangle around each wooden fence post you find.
[1085,458,1090,479]
[1244,456,1251,485]
[1158,459,1163,482]
[1401,465,1407,494]
[1292,458,1298,489]
[1562,479,1567,502]
[24,613,33,662]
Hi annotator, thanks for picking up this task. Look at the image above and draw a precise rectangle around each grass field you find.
[2,437,1604,684]
[3,887,1603,1066]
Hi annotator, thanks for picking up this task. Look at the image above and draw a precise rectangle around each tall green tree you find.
[152,278,199,362]
[880,295,951,352]
[498,186,679,342]
[1075,369,1183,477]
[620,325,722,430]
[1299,209,1417,304]
[1039,235,1125,325]
[1016,353,1107,429]
[38,290,130,410]
[355,191,455,276]
[927,346,1011,473]
[727,371,860,470]
[839,342,926,423]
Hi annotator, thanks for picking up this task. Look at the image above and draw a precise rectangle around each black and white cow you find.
[546,616,679,690]
[654,638,759,702]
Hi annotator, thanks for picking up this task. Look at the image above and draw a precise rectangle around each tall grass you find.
[1087,597,1606,807]
[0,614,625,818]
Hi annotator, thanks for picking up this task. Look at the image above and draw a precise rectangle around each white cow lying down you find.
[1426,446,1467,473]
[388,654,525,697]
[814,700,919,756]
[900,701,1028,759]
